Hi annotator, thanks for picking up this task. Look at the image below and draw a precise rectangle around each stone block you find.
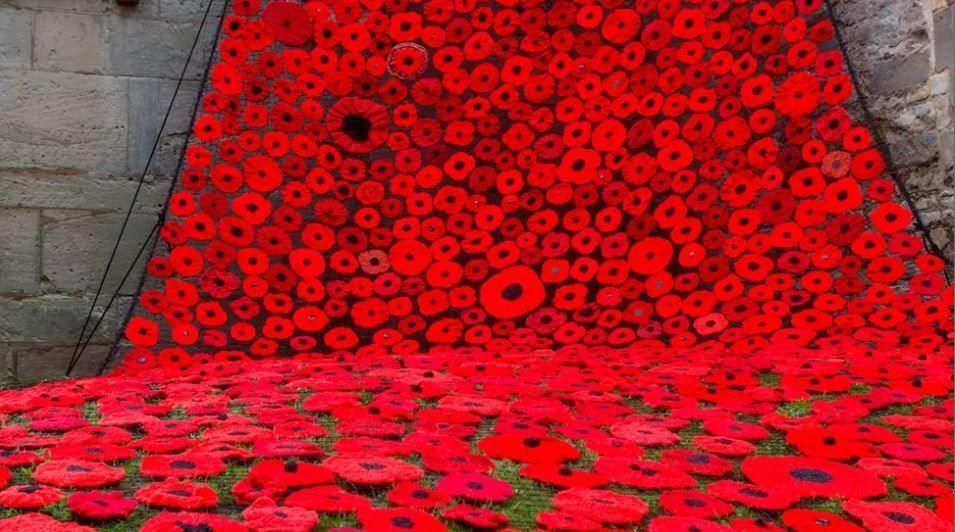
[127,77,201,177]
[40,210,155,295]
[0,0,109,13]
[160,0,221,21]
[0,208,40,295]
[832,0,930,61]
[0,7,32,69]
[869,51,932,94]
[7,343,107,382]
[0,70,128,175]
[936,5,954,73]
[0,294,132,344]
[107,16,211,79]
[34,11,107,74]
[0,173,169,215]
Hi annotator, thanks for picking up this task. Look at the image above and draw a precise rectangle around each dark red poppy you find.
[68,490,138,520]
[240,497,317,532]
[843,499,950,532]
[32,459,125,488]
[741,456,887,499]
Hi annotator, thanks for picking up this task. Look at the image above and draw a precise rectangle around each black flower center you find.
[883,512,915,524]
[391,516,415,528]
[790,468,833,483]
[342,114,372,142]
[502,283,523,301]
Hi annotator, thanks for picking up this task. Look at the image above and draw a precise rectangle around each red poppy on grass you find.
[782,508,863,532]
[706,480,800,510]
[32,459,125,488]
[247,459,334,488]
[356,507,447,531]
[135,480,218,510]
[478,433,579,463]
[843,499,950,532]
[140,454,227,479]
[441,504,510,529]
[141,511,247,532]
[68,490,137,520]
[0,484,63,509]
[434,472,514,503]
[322,454,423,485]
[552,488,649,525]
[282,484,372,513]
[0,513,94,531]
[240,497,318,532]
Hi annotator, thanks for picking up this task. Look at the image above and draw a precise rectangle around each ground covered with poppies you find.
[0,345,951,531]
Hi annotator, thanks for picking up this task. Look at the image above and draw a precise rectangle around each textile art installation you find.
[1,0,952,530]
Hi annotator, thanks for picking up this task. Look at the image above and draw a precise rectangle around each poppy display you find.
[1,0,951,529]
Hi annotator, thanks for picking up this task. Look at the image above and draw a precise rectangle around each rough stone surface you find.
[0,208,40,295]
[0,8,32,69]
[0,0,221,384]
[832,0,954,259]
[0,70,128,175]
[34,11,107,74]
[0,0,951,385]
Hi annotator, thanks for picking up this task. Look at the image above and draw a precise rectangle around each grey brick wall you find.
[0,0,951,384]
[0,0,220,382]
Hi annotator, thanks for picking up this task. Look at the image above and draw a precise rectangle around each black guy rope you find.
[67,0,226,376]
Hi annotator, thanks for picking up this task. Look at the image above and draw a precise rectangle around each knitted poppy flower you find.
[283,484,372,513]
[434,472,514,503]
[326,98,389,153]
[0,483,63,509]
[135,480,218,510]
[594,458,696,489]
[552,488,649,525]
[660,449,734,477]
[706,480,800,510]
[247,459,334,488]
[659,490,734,519]
[843,499,949,532]
[478,434,579,463]
[741,456,887,499]
[261,2,312,46]
[478,265,547,319]
[32,459,125,488]
[441,504,510,529]
[141,511,247,532]
[611,422,682,446]
[520,463,606,489]
[386,481,451,509]
[0,513,94,531]
[67,490,137,520]
[356,507,447,532]
[140,454,227,479]
[240,497,317,532]
[782,509,863,532]
[648,516,732,532]
[322,454,423,485]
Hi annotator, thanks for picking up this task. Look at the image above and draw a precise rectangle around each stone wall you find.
[0,0,952,383]
[0,0,222,382]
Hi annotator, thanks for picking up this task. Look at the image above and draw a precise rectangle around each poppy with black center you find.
[843,499,950,532]
[435,472,514,503]
[68,490,138,521]
[478,433,579,463]
[356,507,447,532]
[706,480,800,510]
